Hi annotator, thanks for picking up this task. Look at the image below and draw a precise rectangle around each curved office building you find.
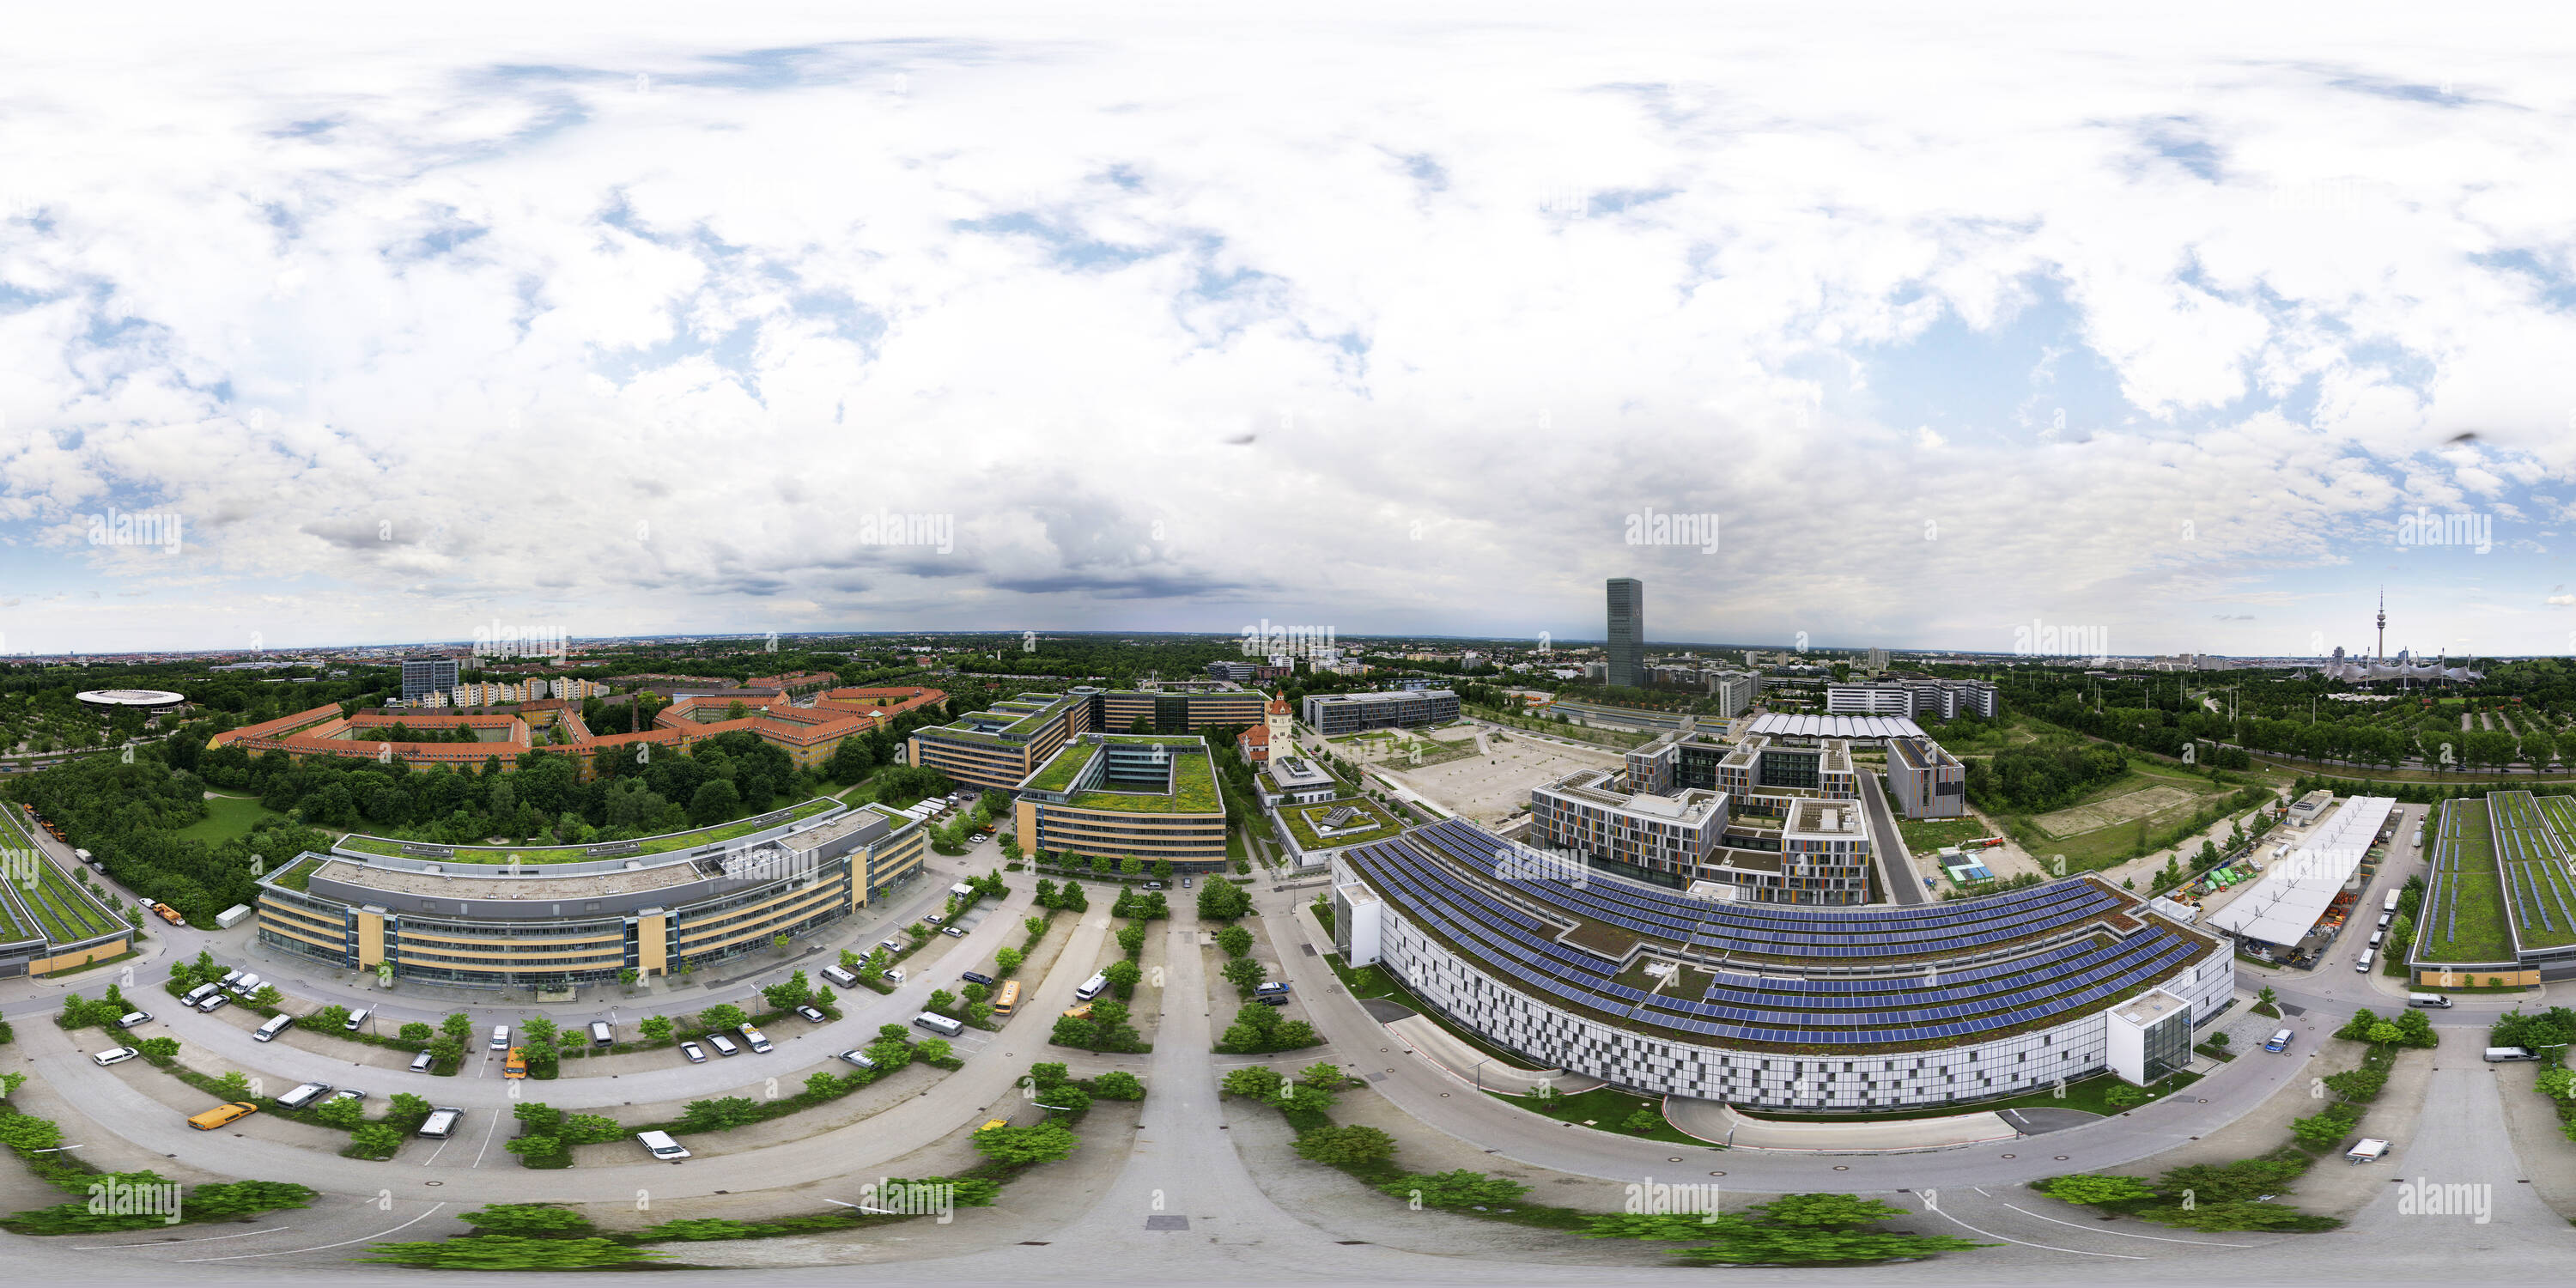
[1332,818,2227,1109]
[254,799,927,988]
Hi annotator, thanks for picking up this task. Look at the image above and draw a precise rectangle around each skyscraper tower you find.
[1606,578,1644,690]
[2376,586,2386,661]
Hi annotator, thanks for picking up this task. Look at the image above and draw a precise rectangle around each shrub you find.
[1379,1170,1530,1208]
[1293,1125,1398,1167]
[1092,1070,1146,1101]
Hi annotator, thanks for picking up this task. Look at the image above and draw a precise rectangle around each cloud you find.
[2,7,2575,654]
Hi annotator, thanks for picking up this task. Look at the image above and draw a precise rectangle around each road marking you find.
[180,1203,447,1262]
[1905,1198,2143,1259]
[76,1225,295,1249]
[469,1106,503,1168]
[1998,1201,2251,1247]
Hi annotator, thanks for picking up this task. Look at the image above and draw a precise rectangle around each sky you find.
[6,3,2576,661]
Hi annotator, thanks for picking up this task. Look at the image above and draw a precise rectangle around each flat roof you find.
[1747,713,1925,739]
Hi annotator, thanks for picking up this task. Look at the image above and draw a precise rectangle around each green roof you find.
[337,798,839,864]
[1066,746,1223,815]
[1276,798,1406,851]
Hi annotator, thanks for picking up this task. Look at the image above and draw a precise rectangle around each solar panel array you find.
[1408,817,2120,960]
[1349,823,2207,1048]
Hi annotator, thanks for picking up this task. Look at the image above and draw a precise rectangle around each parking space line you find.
[179,1203,447,1262]
[1997,1201,2251,1247]
[1903,1199,2144,1259]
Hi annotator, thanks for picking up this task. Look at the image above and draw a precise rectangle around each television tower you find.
[2376,586,2385,661]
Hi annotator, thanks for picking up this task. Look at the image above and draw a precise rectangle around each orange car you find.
[504,1046,527,1078]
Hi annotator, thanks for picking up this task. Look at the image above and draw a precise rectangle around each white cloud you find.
[1,4,2574,654]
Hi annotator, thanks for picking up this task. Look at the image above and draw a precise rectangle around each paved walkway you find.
[1663,1098,2019,1151]
[1382,1015,1601,1095]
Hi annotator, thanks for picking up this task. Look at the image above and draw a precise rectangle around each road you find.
[1858,771,1930,905]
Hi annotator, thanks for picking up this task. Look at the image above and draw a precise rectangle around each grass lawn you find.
[2421,797,2513,963]
[176,793,286,846]
[1482,1086,1714,1149]
[1896,817,1991,854]
[1742,1069,2201,1122]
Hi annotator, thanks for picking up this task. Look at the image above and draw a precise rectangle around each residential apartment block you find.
[1886,736,1968,819]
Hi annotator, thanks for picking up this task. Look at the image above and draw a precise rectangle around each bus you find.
[993,981,1021,1018]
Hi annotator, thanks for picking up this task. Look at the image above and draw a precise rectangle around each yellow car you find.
[188,1101,258,1130]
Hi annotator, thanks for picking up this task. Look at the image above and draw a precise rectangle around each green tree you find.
[971,1121,1079,1166]
[398,1021,434,1042]
[2365,1021,2403,1046]
[441,1011,474,1042]
[2103,1084,2148,1109]
[1103,958,1143,999]
[459,1204,592,1235]
[1293,1124,1397,1166]
[2334,1008,2382,1042]
[349,1123,404,1157]
[504,1134,563,1159]
[136,1036,179,1062]
[698,1002,748,1032]
[561,1114,623,1145]
[678,1097,763,1131]
[313,1003,353,1031]
[1223,1066,1285,1100]
[387,1092,434,1127]
[519,1013,559,1048]
[215,1070,252,1099]
[640,1014,672,1042]
[1116,923,1146,957]
[313,1096,366,1130]
[1093,1070,1146,1101]
[1222,957,1267,998]
[1196,879,1252,920]
[1216,925,1255,958]
[929,988,957,1013]
[994,946,1025,975]
[1620,1107,1664,1133]
[916,1037,955,1063]
[2392,1009,2438,1049]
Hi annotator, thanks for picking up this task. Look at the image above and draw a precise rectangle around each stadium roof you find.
[1747,712,1923,739]
[76,689,185,708]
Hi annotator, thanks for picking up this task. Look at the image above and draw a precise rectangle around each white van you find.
[490,1024,510,1050]
[181,982,220,1007]
[589,1021,615,1047]
[2486,1046,2540,1062]
[2408,993,2454,1009]
[228,972,262,997]
[2346,1138,2391,1164]
[1075,972,1109,1001]
[417,1106,465,1138]
[636,1129,690,1161]
[252,1014,295,1042]
[344,1008,371,1031]
[2367,931,2385,949]
[2355,949,2375,972]
[819,965,859,989]
[913,1012,964,1037]
[276,1081,332,1109]
[2384,889,2403,913]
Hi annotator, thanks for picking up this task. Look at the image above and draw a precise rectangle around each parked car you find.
[409,1050,437,1072]
[880,938,903,953]
[678,1041,708,1064]
[884,967,907,984]
[1182,877,1192,889]
[706,1033,741,1057]
[794,1005,828,1024]
[328,1089,366,1104]
[195,993,231,1014]
[91,1047,140,1067]
[836,1048,877,1070]
[941,926,965,938]
[960,970,996,987]
[924,913,945,926]
[115,1010,153,1029]
[738,1023,773,1054]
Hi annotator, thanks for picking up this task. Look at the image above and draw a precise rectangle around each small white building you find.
[2104,987,2195,1085]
